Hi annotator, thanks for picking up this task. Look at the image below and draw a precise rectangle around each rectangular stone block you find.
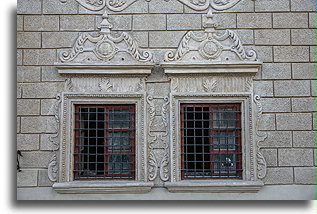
[43,0,78,14]
[258,114,276,131]
[38,170,53,187]
[17,15,23,31]
[261,149,278,166]
[274,46,309,62]
[311,80,316,96]
[42,32,79,49]
[17,66,41,83]
[106,15,132,31]
[255,0,290,12]
[61,15,95,31]
[292,29,317,45]
[17,84,22,99]
[17,32,41,49]
[273,13,308,28]
[294,167,316,184]
[263,131,292,148]
[274,80,310,97]
[261,98,291,113]
[263,168,293,185]
[17,170,38,187]
[40,134,57,151]
[235,30,254,45]
[167,14,201,30]
[255,29,290,45]
[130,32,148,48]
[17,117,21,133]
[254,80,273,96]
[279,149,314,166]
[293,131,316,148]
[21,116,57,134]
[149,31,186,48]
[292,97,316,112]
[17,0,42,14]
[291,0,316,11]
[149,0,183,13]
[237,13,272,28]
[24,15,59,31]
[313,113,316,131]
[262,63,291,79]
[17,134,40,151]
[310,46,316,62]
[23,49,57,66]
[17,99,40,116]
[276,113,312,130]
[252,46,273,62]
[309,13,316,28]
[41,99,57,116]
[17,50,23,65]
[213,13,237,29]
[22,82,64,99]
[133,14,166,31]
[19,151,52,168]
[292,63,316,79]
[41,66,65,82]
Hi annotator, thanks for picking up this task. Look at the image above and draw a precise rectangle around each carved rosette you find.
[254,95,268,179]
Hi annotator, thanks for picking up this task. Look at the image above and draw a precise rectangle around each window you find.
[180,103,242,180]
[74,104,135,180]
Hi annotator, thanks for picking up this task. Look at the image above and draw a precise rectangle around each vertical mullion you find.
[193,107,196,178]
[202,107,204,178]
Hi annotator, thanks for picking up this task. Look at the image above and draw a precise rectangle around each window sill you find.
[164,180,264,193]
[53,181,154,194]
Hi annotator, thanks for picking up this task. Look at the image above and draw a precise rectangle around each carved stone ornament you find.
[48,154,59,182]
[59,11,153,64]
[165,9,257,63]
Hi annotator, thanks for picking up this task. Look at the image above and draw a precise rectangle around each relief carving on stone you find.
[165,9,257,62]
[178,0,242,11]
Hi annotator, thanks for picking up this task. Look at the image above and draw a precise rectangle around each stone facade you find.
[17,0,316,200]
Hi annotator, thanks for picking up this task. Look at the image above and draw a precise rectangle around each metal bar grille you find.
[74,104,135,180]
[180,104,242,179]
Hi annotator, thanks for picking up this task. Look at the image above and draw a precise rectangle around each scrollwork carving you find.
[202,78,217,92]
[98,78,113,92]
[148,151,158,181]
[48,94,62,151]
[159,152,169,181]
[48,154,58,182]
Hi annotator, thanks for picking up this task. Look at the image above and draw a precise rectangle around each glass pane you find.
[108,155,130,175]
[109,132,130,151]
[213,108,236,128]
[213,131,236,150]
[109,109,130,128]
[214,154,236,174]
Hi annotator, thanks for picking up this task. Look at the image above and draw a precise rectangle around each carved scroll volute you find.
[48,154,58,182]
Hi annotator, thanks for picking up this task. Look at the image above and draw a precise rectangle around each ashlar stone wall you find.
[17,0,316,199]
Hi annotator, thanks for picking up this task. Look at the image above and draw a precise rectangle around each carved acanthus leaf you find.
[164,31,192,61]
[99,78,113,92]
[148,151,158,181]
[159,152,169,181]
[146,95,156,128]
[48,154,58,182]
[256,152,267,179]
[202,78,217,92]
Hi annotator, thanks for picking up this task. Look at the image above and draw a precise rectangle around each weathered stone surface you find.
[167,14,201,30]
[294,167,316,184]
[23,49,57,66]
[61,15,95,31]
[17,0,41,14]
[17,50,23,65]
[42,32,79,48]
[292,63,316,79]
[149,0,183,13]
[237,13,272,28]
[17,84,22,99]
[293,131,316,148]
[17,32,41,49]
[261,149,278,166]
[105,15,132,31]
[279,149,314,166]
[41,99,57,116]
[184,0,253,13]
[291,29,316,45]
[17,15,23,31]
[133,14,166,30]
[255,30,290,45]
[24,15,59,31]
[263,168,293,184]
[17,99,40,115]
[292,97,316,112]
[17,117,21,133]
[17,170,38,187]
[262,63,291,79]
[310,46,316,62]
[255,0,290,12]
[261,98,291,113]
[21,116,57,133]
[22,82,64,99]
[273,13,308,28]
[263,131,292,148]
[107,0,148,14]
[274,46,310,62]
[17,66,41,83]
[43,0,78,14]
[213,13,237,29]
[235,30,254,45]
[311,80,316,96]
[254,81,273,96]
[291,0,315,11]
[40,134,57,151]
[41,66,65,82]
[315,149,317,166]
[130,32,148,48]
[258,114,276,131]
[313,113,316,131]
[309,13,316,28]
[38,170,53,187]
[17,134,40,151]
[19,151,52,168]
[276,113,312,130]
[149,31,186,48]
[274,80,310,97]
[252,46,273,62]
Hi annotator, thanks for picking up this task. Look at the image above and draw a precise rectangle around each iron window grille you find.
[74,104,136,180]
[180,103,242,179]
